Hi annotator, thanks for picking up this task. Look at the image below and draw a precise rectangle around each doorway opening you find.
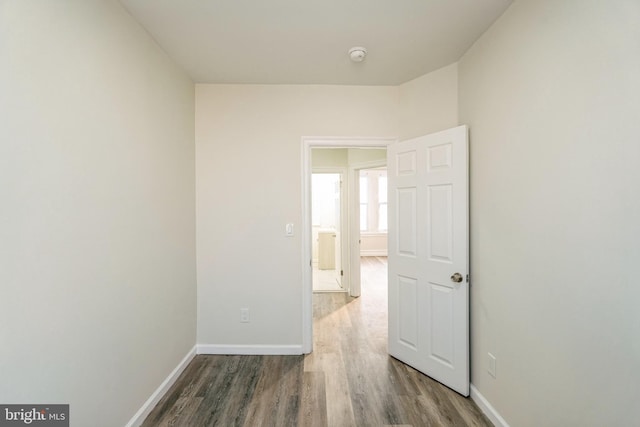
[311,172,344,292]
[358,167,388,258]
[303,127,470,395]
[302,138,395,353]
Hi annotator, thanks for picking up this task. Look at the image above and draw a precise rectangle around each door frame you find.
[301,136,396,353]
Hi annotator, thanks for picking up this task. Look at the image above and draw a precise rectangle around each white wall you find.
[399,63,459,140]
[0,2,196,426]
[360,233,387,257]
[347,147,387,164]
[311,148,348,168]
[196,85,398,347]
[459,1,640,425]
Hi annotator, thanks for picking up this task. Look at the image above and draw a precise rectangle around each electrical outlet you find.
[488,352,497,378]
[240,308,249,323]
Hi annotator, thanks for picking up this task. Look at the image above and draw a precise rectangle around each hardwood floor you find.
[141,257,492,426]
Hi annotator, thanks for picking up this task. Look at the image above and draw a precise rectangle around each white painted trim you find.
[360,249,388,256]
[311,167,348,173]
[125,345,197,427]
[470,384,511,427]
[303,136,395,147]
[349,158,388,170]
[348,166,360,297]
[301,140,313,354]
[197,344,304,355]
[301,136,396,354]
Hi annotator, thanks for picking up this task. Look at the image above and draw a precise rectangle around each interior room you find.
[1,1,638,426]
[311,171,343,292]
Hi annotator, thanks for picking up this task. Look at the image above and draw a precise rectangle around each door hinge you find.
[341,270,344,276]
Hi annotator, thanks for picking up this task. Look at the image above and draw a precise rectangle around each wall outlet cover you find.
[488,352,497,378]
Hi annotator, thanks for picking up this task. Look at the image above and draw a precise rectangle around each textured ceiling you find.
[121,0,513,85]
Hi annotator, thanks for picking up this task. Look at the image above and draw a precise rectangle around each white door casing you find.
[334,176,342,287]
[387,125,469,396]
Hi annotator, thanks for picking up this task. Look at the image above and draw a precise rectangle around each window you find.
[359,168,387,232]
[378,175,387,231]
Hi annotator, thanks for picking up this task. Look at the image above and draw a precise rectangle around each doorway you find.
[353,166,388,297]
[302,137,395,353]
[311,172,344,292]
[303,127,470,396]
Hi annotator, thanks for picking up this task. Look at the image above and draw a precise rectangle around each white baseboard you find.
[125,345,196,427]
[197,344,304,355]
[360,250,388,256]
[470,384,510,427]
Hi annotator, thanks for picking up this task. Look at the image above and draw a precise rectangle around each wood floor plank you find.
[399,394,448,427]
[141,356,208,425]
[442,385,493,427]
[242,355,302,426]
[302,351,321,373]
[141,257,493,427]
[299,371,327,427]
[320,352,357,427]
[189,355,258,427]
[408,369,470,427]
[156,397,203,427]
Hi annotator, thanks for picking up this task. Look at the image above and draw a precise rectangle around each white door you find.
[387,125,469,396]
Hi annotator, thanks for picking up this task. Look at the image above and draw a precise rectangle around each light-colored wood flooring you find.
[312,264,343,292]
[141,257,492,426]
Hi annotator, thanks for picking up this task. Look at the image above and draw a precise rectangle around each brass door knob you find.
[450,273,463,283]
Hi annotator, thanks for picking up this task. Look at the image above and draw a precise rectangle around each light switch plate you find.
[285,223,294,236]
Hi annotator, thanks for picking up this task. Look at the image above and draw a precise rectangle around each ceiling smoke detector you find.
[349,47,367,62]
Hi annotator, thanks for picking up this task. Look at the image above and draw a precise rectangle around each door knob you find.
[450,272,463,283]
